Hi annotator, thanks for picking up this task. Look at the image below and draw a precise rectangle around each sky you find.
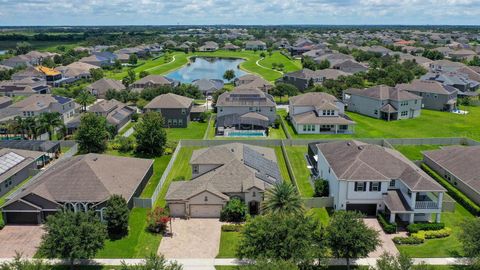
[1,0,480,26]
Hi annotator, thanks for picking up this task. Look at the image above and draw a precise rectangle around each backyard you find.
[394,144,444,161]
[165,121,209,144]
[285,146,315,197]
[206,114,287,140]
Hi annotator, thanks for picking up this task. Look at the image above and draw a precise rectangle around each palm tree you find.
[76,90,96,112]
[24,116,40,140]
[38,112,63,140]
[262,182,304,216]
[13,116,27,139]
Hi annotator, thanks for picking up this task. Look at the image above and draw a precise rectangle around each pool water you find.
[166,57,247,83]
[228,132,265,137]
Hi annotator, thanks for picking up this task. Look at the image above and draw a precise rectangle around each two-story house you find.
[215,88,277,136]
[288,92,355,134]
[165,143,282,218]
[144,93,193,128]
[279,69,327,91]
[10,94,78,123]
[397,80,458,111]
[86,78,126,99]
[130,75,175,92]
[343,85,422,121]
[310,140,446,223]
[88,99,135,131]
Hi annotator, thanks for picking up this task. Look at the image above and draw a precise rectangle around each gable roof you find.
[87,78,125,92]
[344,85,421,101]
[145,93,193,109]
[397,80,458,95]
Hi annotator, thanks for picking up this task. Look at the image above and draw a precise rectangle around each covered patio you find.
[216,113,269,135]
[380,103,398,121]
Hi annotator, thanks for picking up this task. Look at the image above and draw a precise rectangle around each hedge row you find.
[221,224,243,232]
[421,164,480,216]
[393,236,424,245]
[377,214,397,234]
[412,228,452,240]
[406,222,445,233]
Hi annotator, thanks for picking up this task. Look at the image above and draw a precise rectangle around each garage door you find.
[346,204,377,216]
[190,205,222,218]
[169,203,186,217]
[5,212,39,224]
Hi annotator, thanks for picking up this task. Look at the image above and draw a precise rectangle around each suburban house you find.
[423,146,480,205]
[280,69,327,91]
[234,74,273,93]
[0,51,57,68]
[56,62,100,82]
[198,41,219,52]
[130,75,175,92]
[343,85,422,121]
[11,66,45,81]
[421,72,480,96]
[166,143,282,218]
[6,94,78,123]
[88,99,135,131]
[397,80,458,111]
[215,88,277,136]
[245,40,267,50]
[86,78,126,98]
[223,43,240,51]
[288,92,355,134]
[1,154,153,224]
[331,60,368,74]
[0,148,47,198]
[0,78,50,97]
[310,140,446,223]
[192,78,224,96]
[448,49,477,61]
[79,51,117,67]
[0,96,12,109]
[144,93,193,128]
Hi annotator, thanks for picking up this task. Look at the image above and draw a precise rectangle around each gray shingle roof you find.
[145,93,193,109]
[345,85,422,101]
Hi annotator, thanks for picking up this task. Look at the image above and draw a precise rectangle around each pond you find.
[166,57,248,83]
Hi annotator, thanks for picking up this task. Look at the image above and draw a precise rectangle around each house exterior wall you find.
[344,94,421,120]
[148,106,191,128]
[217,105,277,123]
[408,91,457,111]
[281,76,310,91]
[0,162,35,197]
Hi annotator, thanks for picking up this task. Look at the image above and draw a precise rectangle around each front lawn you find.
[279,106,480,141]
[217,231,240,258]
[166,121,209,144]
[96,208,161,258]
[285,146,314,197]
[394,145,444,161]
[397,203,474,258]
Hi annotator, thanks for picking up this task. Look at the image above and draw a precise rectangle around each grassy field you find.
[273,147,292,185]
[394,145,444,161]
[96,208,161,258]
[166,121,209,144]
[397,203,474,258]
[279,107,480,141]
[217,231,240,258]
[258,51,302,73]
[285,146,314,197]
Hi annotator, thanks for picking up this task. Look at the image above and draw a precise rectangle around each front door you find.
[249,201,259,215]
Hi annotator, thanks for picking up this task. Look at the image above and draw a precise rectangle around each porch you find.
[384,189,443,224]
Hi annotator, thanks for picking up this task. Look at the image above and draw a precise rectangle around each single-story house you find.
[1,153,153,224]
[166,143,282,218]
[245,40,267,50]
[89,99,135,131]
[234,74,273,93]
[86,78,126,98]
[130,75,175,92]
[198,41,219,52]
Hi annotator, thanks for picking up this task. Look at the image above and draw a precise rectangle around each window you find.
[192,165,199,174]
[270,107,274,112]
[374,110,378,115]
[204,196,208,202]
[172,119,178,125]
[354,182,366,192]
[167,119,172,125]
[178,119,183,126]
[252,191,256,197]
[181,108,186,115]
[219,108,223,112]
[389,180,395,187]
[370,182,381,192]
[414,100,418,104]
[401,111,408,116]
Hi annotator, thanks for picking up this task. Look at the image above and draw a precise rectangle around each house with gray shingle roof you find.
[289,92,355,134]
[144,93,193,128]
[343,85,422,121]
[397,80,458,111]
[166,143,282,218]
[245,40,267,50]
[1,153,153,224]
[311,140,446,223]
[192,78,224,96]
[86,78,126,98]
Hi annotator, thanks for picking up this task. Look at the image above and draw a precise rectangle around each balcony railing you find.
[415,200,438,209]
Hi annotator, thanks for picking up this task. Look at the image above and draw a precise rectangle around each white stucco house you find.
[309,140,446,224]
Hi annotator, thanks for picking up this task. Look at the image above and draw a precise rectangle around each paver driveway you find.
[363,218,399,257]
[0,226,44,258]
[158,219,223,259]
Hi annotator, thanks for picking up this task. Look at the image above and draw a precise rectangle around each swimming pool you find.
[227,131,265,137]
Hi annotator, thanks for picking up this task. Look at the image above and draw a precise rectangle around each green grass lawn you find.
[307,207,331,226]
[118,121,135,136]
[258,51,302,73]
[96,208,161,258]
[154,146,201,207]
[279,106,480,141]
[273,147,292,185]
[285,146,314,197]
[140,155,172,198]
[394,145,444,161]
[397,203,474,258]
[166,121,209,144]
[217,231,240,258]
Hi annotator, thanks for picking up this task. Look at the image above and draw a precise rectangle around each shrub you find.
[0,218,4,230]
[407,222,445,233]
[117,136,135,153]
[412,228,452,240]
[199,111,210,123]
[273,118,281,128]
[131,113,139,122]
[393,236,424,245]
[313,180,329,197]
[104,195,129,237]
[147,207,170,234]
[422,164,480,215]
[172,176,185,181]
[220,198,247,222]
[377,214,397,234]
[221,224,243,232]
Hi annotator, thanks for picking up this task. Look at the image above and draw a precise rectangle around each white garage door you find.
[190,204,222,218]
[169,203,186,217]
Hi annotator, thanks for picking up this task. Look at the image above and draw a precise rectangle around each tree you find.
[237,213,326,264]
[90,68,104,81]
[460,218,480,258]
[75,113,109,153]
[139,70,150,78]
[15,42,32,55]
[273,83,299,102]
[38,211,107,270]
[326,211,380,270]
[371,252,413,270]
[37,112,63,140]
[313,179,329,197]
[76,90,96,112]
[262,182,304,216]
[317,59,330,70]
[128,69,136,83]
[135,111,167,156]
[302,56,317,70]
[104,195,130,237]
[260,52,266,58]
[120,253,182,270]
[470,56,480,67]
[0,253,50,270]
[220,198,247,222]
[129,54,138,65]
[223,69,236,81]
[122,76,132,87]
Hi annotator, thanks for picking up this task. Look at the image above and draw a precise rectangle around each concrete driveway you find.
[363,218,399,258]
[158,219,223,259]
[0,225,44,258]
